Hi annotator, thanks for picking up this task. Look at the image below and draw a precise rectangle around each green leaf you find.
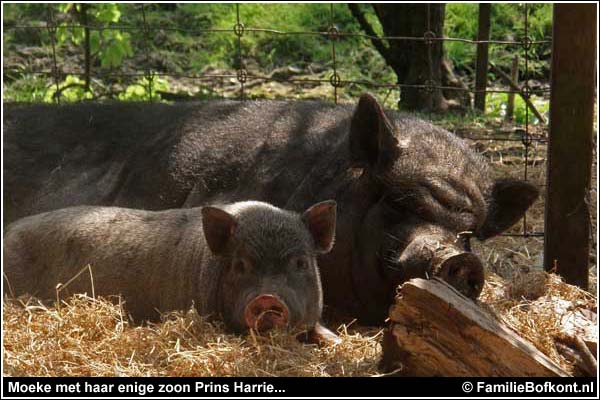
[55,25,68,45]
[71,27,85,45]
[94,4,121,23]
[57,3,72,13]
[89,32,101,54]
[43,75,93,103]
[101,44,120,68]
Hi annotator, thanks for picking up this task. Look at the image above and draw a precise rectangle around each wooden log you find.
[380,278,569,376]
[555,337,597,377]
[548,296,597,358]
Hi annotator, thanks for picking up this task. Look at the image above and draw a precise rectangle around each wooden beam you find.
[505,55,519,122]
[544,4,596,289]
[489,62,546,124]
[474,3,491,111]
[380,278,569,377]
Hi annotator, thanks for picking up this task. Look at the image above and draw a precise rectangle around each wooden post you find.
[544,4,596,289]
[474,3,491,111]
[505,55,519,121]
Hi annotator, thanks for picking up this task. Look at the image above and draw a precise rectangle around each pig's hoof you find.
[296,322,342,347]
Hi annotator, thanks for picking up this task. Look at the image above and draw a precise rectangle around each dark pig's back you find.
[3,101,352,222]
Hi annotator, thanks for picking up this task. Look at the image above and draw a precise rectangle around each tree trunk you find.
[441,53,471,109]
[373,4,448,111]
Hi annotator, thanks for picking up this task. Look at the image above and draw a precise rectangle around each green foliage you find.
[445,3,552,77]
[45,75,94,102]
[444,4,478,72]
[173,3,363,69]
[98,31,134,68]
[485,92,549,125]
[118,76,170,102]
[55,3,133,68]
[3,2,550,111]
[3,75,50,103]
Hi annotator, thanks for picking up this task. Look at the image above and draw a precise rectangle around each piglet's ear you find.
[476,179,539,240]
[302,200,337,254]
[201,206,238,255]
[349,93,401,170]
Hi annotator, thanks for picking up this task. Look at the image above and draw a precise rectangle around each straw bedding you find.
[2,293,382,377]
[479,270,597,375]
[3,269,595,376]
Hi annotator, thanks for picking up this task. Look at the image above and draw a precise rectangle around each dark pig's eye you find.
[381,196,405,218]
[233,258,251,274]
[293,257,309,271]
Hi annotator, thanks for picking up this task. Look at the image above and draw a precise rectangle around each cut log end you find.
[380,278,570,377]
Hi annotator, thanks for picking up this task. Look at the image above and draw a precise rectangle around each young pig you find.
[3,200,338,342]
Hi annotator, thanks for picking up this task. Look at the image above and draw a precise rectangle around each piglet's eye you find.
[233,259,251,274]
[294,257,309,271]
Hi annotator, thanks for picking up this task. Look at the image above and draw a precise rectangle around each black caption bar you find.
[2,377,597,398]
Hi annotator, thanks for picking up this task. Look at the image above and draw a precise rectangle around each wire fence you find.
[4,3,551,239]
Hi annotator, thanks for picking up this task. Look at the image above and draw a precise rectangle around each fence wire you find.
[4,3,550,239]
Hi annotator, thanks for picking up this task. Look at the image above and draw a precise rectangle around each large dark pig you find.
[3,94,539,324]
[3,200,338,339]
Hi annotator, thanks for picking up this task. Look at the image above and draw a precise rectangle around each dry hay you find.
[3,270,596,377]
[2,295,382,377]
[480,269,597,374]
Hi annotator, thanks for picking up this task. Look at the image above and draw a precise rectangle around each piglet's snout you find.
[244,294,290,332]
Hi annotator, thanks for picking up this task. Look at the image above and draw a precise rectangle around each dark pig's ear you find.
[302,200,337,254]
[349,93,401,170]
[476,179,540,240]
[201,207,238,255]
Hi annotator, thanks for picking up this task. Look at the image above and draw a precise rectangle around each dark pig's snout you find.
[244,294,290,332]
[436,251,485,299]
[394,232,485,300]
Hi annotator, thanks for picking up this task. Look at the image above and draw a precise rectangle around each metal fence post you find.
[544,4,596,289]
